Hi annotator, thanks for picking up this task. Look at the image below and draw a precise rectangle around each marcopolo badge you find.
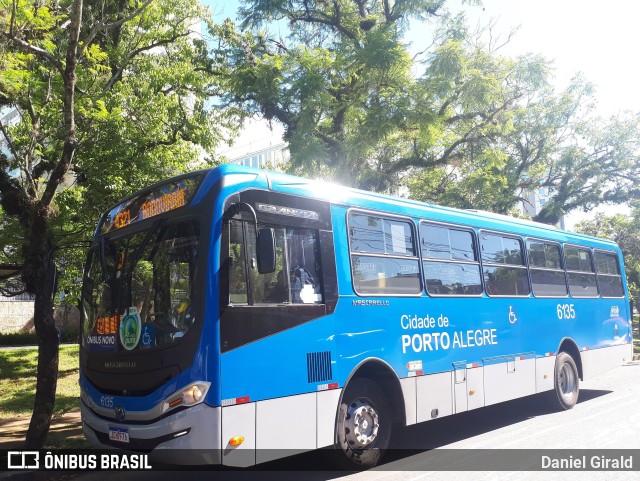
[120,307,142,351]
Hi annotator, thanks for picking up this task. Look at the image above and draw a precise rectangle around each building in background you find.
[0,109,37,331]
[520,186,565,229]
[218,117,289,169]
[0,265,35,333]
[0,107,19,156]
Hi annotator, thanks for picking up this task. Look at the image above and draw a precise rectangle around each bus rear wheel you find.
[333,378,391,469]
[550,352,580,410]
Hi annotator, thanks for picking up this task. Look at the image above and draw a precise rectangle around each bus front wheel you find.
[550,352,580,410]
[334,378,391,469]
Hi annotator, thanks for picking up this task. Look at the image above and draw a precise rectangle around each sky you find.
[207,0,638,227]
[460,0,640,117]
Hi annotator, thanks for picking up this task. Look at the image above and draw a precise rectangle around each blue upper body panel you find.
[207,165,630,404]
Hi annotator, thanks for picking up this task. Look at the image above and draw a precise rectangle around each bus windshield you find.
[81,220,199,353]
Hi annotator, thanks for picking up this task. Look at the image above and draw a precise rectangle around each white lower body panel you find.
[416,371,454,423]
[484,357,536,406]
[581,343,633,380]
[535,355,556,393]
[221,388,342,467]
[467,366,485,410]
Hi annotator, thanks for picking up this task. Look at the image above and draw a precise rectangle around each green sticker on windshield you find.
[120,307,141,351]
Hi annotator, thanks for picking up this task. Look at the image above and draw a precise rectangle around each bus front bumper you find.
[81,401,222,465]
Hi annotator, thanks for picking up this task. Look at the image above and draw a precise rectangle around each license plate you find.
[108,426,130,443]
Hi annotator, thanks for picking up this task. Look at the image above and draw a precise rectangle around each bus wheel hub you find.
[346,399,379,448]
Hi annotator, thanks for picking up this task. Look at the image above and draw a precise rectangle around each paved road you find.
[3,361,640,481]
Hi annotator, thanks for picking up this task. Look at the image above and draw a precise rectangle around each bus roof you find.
[123,164,620,251]
[212,166,616,250]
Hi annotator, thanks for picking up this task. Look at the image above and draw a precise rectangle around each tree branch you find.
[288,2,359,41]
[80,0,155,57]
[0,32,65,76]
[100,30,192,97]
[9,0,17,36]
[41,0,83,208]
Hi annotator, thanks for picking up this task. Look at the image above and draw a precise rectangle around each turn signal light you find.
[229,436,245,447]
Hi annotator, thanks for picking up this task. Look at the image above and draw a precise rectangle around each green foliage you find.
[1,0,242,302]
[219,0,436,187]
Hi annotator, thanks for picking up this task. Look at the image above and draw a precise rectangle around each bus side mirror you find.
[257,227,276,274]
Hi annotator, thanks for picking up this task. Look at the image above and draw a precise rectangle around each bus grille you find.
[307,351,333,383]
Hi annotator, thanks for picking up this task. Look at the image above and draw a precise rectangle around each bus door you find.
[218,190,337,388]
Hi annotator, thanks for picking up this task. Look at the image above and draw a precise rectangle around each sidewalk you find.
[0,410,85,449]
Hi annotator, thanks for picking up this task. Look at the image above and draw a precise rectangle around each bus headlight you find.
[191,385,203,402]
[162,382,211,413]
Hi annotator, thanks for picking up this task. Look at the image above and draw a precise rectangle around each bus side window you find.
[594,251,624,298]
[527,240,567,297]
[348,212,421,296]
[420,223,482,297]
[481,233,530,297]
[565,246,598,298]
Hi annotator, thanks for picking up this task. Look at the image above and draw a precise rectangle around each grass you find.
[0,344,86,448]
[0,344,80,418]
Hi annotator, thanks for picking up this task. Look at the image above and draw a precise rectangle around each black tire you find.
[549,352,580,410]
[332,378,392,470]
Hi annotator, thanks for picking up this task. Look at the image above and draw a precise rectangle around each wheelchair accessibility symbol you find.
[508,306,518,324]
[141,323,155,348]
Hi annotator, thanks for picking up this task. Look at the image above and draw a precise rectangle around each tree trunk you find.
[24,214,59,449]
[24,278,59,449]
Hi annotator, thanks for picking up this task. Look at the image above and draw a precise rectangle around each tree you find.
[220,0,640,223]
[529,109,640,225]
[221,0,451,187]
[0,0,239,448]
[408,73,640,224]
[575,207,640,303]
[218,0,547,193]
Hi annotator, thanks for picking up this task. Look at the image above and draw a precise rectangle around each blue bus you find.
[80,164,633,468]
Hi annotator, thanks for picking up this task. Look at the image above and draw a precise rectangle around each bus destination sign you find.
[100,175,202,234]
